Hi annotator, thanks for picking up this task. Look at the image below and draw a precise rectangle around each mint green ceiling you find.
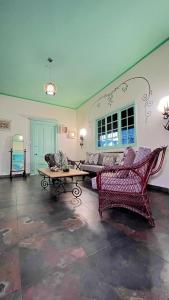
[0,0,169,109]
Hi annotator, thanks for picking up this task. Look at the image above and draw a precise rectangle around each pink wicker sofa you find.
[96,146,167,226]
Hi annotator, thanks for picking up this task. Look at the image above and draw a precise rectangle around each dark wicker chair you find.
[96,146,167,226]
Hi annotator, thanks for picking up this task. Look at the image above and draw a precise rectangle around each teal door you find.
[31,120,57,174]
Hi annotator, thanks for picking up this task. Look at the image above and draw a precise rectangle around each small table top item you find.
[38,168,89,178]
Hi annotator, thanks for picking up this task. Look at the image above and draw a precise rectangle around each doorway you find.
[31,120,57,174]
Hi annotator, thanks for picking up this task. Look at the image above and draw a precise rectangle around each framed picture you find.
[0,120,11,130]
[58,124,68,134]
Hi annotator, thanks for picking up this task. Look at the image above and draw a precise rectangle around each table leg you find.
[41,176,49,189]
[72,181,82,198]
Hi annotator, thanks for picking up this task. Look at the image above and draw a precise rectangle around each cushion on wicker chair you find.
[119,147,136,178]
[134,147,151,164]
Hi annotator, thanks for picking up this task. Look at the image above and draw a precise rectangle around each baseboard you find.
[0,175,10,178]
[0,174,30,179]
[148,184,169,194]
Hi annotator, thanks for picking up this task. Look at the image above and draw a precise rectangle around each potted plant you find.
[59,151,69,172]
[62,163,70,172]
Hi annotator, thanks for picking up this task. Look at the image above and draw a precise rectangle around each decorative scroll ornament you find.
[90,76,153,122]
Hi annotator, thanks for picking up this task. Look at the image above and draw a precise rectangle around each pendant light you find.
[44,58,57,96]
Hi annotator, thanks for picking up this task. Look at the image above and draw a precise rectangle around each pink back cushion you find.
[118,147,136,178]
[123,147,136,167]
[134,147,151,164]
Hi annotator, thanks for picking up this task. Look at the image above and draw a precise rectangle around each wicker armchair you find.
[96,146,167,226]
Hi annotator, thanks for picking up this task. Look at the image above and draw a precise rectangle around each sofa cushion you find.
[123,147,136,167]
[80,164,103,173]
[92,177,97,189]
[134,147,151,164]
[92,173,141,192]
[85,152,99,165]
[116,153,124,165]
[117,147,136,178]
[98,153,105,165]
[98,152,122,166]
[102,156,115,166]
[102,176,141,193]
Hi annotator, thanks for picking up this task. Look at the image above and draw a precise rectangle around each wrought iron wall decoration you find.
[89,76,152,122]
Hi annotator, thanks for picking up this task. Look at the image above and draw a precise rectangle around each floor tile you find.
[0,176,169,300]
[0,247,21,298]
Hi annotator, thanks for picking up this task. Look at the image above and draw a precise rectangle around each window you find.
[96,105,135,148]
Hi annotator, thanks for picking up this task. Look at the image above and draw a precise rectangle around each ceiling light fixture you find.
[44,58,56,96]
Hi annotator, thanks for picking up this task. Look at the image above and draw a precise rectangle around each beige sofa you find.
[80,151,124,174]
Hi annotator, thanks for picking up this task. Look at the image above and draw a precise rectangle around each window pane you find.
[101,140,107,147]
[121,128,128,145]
[102,126,105,132]
[107,131,113,139]
[101,134,106,140]
[98,120,101,127]
[107,123,112,131]
[113,131,118,143]
[98,140,101,147]
[107,116,111,123]
[121,110,127,119]
[128,116,134,126]
[112,113,117,121]
[98,127,101,133]
[121,118,127,127]
[113,121,118,129]
[128,127,135,144]
[107,140,113,146]
[128,107,134,116]
[102,119,105,125]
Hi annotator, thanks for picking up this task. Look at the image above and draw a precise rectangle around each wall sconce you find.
[79,128,87,147]
[159,96,169,130]
[163,108,169,130]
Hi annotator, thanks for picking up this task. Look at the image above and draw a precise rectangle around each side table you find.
[74,160,85,170]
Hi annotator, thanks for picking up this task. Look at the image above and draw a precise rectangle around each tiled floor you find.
[0,176,169,300]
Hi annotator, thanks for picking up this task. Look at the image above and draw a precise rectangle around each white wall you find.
[0,95,77,175]
[77,41,169,189]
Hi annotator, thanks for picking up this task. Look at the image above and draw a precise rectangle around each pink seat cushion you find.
[92,177,97,189]
[102,176,141,193]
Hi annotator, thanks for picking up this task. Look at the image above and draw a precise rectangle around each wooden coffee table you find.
[38,168,89,198]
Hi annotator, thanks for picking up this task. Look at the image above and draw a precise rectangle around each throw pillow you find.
[134,147,151,164]
[85,152,90,164]
[115,153,124,165]
[118,147,136,178]
[102,156,115,166]
[85,152,99,165]
[93,153,99,165]
[123,147,136,167]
